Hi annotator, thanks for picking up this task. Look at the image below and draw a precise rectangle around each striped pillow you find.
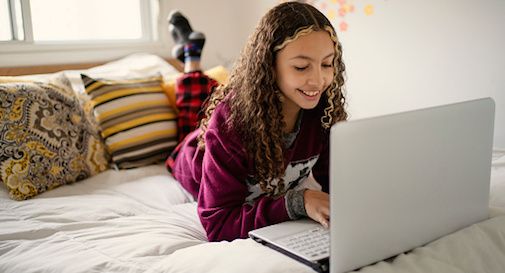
[81,74,177,169]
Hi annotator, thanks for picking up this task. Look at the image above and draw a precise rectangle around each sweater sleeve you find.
[197,126,291,242]
[311,134,330,193]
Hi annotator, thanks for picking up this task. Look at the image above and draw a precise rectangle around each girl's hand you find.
[304,189,330,228]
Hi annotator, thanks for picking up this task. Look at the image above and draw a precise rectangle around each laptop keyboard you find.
[278,227,330,260]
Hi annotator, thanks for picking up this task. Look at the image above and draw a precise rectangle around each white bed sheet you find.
[0,165,207,273]
[151,216,505,273]
[1,150,505,273]
[490,149,505,216]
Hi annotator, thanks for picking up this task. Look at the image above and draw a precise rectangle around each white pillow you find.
[64,53,180,94]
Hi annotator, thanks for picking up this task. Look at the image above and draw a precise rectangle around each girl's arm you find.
[197,127,291,242]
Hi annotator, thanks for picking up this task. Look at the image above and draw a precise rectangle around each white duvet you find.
[1,150,505,273]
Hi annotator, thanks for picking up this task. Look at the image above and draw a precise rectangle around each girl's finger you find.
[320,207,330,219]
[320,217,329,229]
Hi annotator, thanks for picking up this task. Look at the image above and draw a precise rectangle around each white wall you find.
[332,0,505,147]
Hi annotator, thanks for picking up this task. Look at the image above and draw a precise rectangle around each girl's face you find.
[275,30,335,116]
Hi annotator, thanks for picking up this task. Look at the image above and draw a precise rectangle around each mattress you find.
[1,150,505,273]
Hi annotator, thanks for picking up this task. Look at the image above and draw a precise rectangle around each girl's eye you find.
[294,66,308,71]
[322,63,333,68]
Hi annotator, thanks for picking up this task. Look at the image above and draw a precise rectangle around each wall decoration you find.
[283,0,387,32]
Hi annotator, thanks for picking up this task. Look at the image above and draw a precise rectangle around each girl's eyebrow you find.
[289,53,335,61]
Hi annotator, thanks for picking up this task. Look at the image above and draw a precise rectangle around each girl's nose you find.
[307,67,325,88]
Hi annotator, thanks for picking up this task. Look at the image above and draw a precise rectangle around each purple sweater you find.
[171,101,329,242]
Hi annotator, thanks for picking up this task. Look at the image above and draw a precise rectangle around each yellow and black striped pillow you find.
[81,74,177,169]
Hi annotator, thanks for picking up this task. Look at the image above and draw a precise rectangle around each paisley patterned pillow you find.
[0,76,109,200]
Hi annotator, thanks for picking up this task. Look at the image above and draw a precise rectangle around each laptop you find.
[249,97,495,273]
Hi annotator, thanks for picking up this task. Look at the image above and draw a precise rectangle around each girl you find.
[167,1,347,242]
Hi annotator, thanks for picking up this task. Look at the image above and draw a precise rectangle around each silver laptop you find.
[249,97,495,273]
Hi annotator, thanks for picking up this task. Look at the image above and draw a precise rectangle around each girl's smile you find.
[297,88,321,99]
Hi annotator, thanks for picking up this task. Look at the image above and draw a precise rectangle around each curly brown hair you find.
[198,1,347,196]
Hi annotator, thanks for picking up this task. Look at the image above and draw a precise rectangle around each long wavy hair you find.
[198,1,347,196]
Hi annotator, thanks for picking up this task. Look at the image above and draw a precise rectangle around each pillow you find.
[0,75,109,200]
[66,53,182,95]
[161,65,229,112]
[81,74,177,169]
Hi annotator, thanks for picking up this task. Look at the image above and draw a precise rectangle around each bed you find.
[1,54,505,273]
